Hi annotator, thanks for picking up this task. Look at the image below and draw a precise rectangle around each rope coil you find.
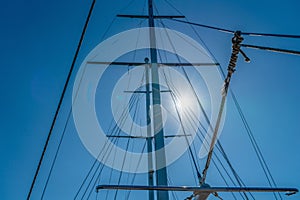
[223,31,243,96]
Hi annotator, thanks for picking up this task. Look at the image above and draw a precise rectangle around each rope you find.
[200,31,244,185]
[169,18,300,39]
[170,18,234,34]
[160,16,254,198]
[241,43,300,56]
[26,1,96,199]
[162,69,202,180]
[40,109,72,199]
[155,26,202,180]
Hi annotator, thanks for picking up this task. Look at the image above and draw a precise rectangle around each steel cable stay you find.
[157,42,206,182]
[180,107,250,200]
[162,69,202,181]
[124,141,147,200]
[156,45,203,181]
[29,0,147,198]
[173,10,286,198]
[113,94,141,200]
[158,54,248,200]
[187,19,279,199]
[74,106,131,199]
[30,0,299,199]
[168,18,300,39]
[163,73,242,200]
[41,61,92,199]
[158,19,253,199]
[168,18,300,57]
[80,66,147,199]
[123,125,140,198]
[91,94,144,200]
[167,175,180,200]
[79,17,148,200]
[74,91,142,199]
[217,65,283,200]
[26,0,97,199]
[182,88,257,200]
[172,90,251,200]
[95,69,145,199]
[159,0,300,59]
[80,95,142,200]
[162,12,296,198]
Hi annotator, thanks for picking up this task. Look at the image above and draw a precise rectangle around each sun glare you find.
[175,93,196,114]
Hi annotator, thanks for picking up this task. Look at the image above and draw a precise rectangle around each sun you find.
[175,92,196,114]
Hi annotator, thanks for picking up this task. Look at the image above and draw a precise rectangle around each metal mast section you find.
[145,57,154,200]
[147,0,169,199]
[116,1,184,199]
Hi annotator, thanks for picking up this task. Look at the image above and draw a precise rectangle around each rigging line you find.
[75,93,141,199]
[187,115,240,200]
[241,43,300,56]
[181,17,250,192]
[169,95,246,200]
[158,20,213,131]
[185,22,254,200]
[241,32,300,39]
[190,117,243,200]
[105,138,121,200]
[40,108,72,199]
[163,17,251,198]
[216,142,254,200]
[157,46,202,177]
[164,82,203,177]
[113,93,140,200]
[123,127,137,199]
[84,103,139,200]
[83,120,129,200]
[120,0,137,12]
[100,17,117,41]
[164,12,255,199]
[78,66,138,197]
[80,136,120,200]
[101,0,141,44]
[142,0,147,15]
[113,138,131,200]
[167,176,179,200]
[86,94,144,200]
[201,31,244,185]
[160,20,215,133]
[86,143,120,200]
[160,22,234,187]
[76,94,140,199]
[26,1,96,199]
[158,21,212,58]
[169,18,234,34]
[41,59,89,198]
[163,0,185,16]
[45,42,91,199]
[170,19,300,39]
[124,140,147,200]
[217,64,282,200]
[182,22,253,200]
[230,91,282,200]
[181,106,248,200]
[162,69,202,180]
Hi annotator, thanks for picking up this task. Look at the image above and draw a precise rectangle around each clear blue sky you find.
[0,0,300,199]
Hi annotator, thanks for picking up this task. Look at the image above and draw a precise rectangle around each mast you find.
[145,58,154,200]
[148,0,169,199]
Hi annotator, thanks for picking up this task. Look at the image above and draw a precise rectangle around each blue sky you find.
[0,0,300,199]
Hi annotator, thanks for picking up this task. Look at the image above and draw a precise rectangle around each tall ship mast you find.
[25,0,299,200]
